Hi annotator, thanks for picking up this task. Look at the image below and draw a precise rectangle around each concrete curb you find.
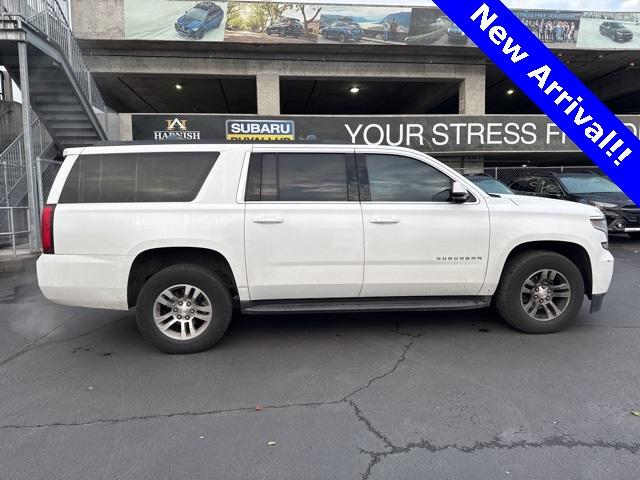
[0,253,39,275]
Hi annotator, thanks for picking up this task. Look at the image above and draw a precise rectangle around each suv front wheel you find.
[136,264,232,353]
[495,251,584,333]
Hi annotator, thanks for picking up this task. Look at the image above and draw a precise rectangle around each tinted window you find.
[59,152,217,203]
[557,175,622,194]
[365,154,452,202]
[278,153,348,201]
[509,178,539,193]
[247,153,349,202]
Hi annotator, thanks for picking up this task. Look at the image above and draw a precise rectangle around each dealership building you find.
[1,0,640,247]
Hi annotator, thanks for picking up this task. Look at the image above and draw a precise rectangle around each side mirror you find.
[451,181,469,203]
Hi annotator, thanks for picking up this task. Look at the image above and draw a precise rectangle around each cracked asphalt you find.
[1,238,639,479]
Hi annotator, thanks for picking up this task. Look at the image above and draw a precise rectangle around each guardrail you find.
[0,206,31,255]
[0,0,107,131]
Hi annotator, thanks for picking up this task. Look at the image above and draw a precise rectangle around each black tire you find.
[494,251,584,334]
[629,232,640,240]
[195,29,204,40]
[136,264,232,354]
[339,33,347,43]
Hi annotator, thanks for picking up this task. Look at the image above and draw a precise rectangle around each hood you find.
[570,191,636,207]
[507,194,602,216]
[177,15,202,29]
[613,26,632,32]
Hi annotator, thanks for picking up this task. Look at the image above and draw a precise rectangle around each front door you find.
[357,151,490,297]
[244,150,364,300]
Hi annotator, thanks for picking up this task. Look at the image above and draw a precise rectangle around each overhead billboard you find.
[131,114,640,155]
[123,1,640,50]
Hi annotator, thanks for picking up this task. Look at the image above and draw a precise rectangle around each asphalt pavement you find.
[1,238,639,479]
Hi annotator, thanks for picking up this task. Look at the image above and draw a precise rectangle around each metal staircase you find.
[0,0,108,149]
[0,115,54,205]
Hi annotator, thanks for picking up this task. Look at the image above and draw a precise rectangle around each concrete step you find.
[0,251,38,274]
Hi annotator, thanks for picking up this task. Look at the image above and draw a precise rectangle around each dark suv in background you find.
[599,21,634,42]
[509,172,639,237]
[266,18,304,38]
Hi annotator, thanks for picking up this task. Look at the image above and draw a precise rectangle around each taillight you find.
[41,204,56,254]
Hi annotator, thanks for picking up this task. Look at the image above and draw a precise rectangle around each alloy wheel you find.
[153,284,213,340]
[520,269,572,321]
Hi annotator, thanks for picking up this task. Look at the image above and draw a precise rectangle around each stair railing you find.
[0,0,107,132]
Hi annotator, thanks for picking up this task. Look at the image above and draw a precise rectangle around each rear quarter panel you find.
[46,146,249,304]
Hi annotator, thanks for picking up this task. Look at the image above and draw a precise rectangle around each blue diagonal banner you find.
[431,0,640,205]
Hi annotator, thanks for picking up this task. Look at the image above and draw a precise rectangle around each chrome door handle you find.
[369,216,400,224]
[252,216,284,224]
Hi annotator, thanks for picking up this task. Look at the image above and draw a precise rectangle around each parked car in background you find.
[465,173,513,195]
[447,24,468,44]
[175,1,224,40]
[599,21,633,42]
[509,172,639,237]
[321,21,363,42]
[38,144,612,353]
[266,18,304,38]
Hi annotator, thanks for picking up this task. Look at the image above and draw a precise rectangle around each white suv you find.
[37,143,614,353]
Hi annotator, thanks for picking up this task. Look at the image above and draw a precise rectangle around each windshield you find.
[557,175,622,194]
[470,177,513,194]
[610,22,625,28]
[186,8,207,22]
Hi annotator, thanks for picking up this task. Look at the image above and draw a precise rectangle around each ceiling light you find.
[506,89,515,95]
[349,86,360,94]
[175,83,183,91]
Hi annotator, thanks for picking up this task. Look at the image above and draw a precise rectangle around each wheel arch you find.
[127,247,238,308]
[500,241,593,297]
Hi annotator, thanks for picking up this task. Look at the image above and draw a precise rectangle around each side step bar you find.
[241,296,492,315]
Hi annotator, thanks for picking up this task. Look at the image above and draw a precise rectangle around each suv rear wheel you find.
[495,251,584,333]
[136,264,232,353]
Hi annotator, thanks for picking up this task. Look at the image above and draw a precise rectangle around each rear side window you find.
[59,152,218,203]
[246,152,357,202]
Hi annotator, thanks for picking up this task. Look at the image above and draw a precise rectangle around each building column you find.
[458,65,485,115]
[458,66,486,172]
[17,42,40,252]
[461,156,485,174]
[119,113,132,141]
[256,73,280,115]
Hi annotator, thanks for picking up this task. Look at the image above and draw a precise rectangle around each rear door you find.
[244,148,364,300]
